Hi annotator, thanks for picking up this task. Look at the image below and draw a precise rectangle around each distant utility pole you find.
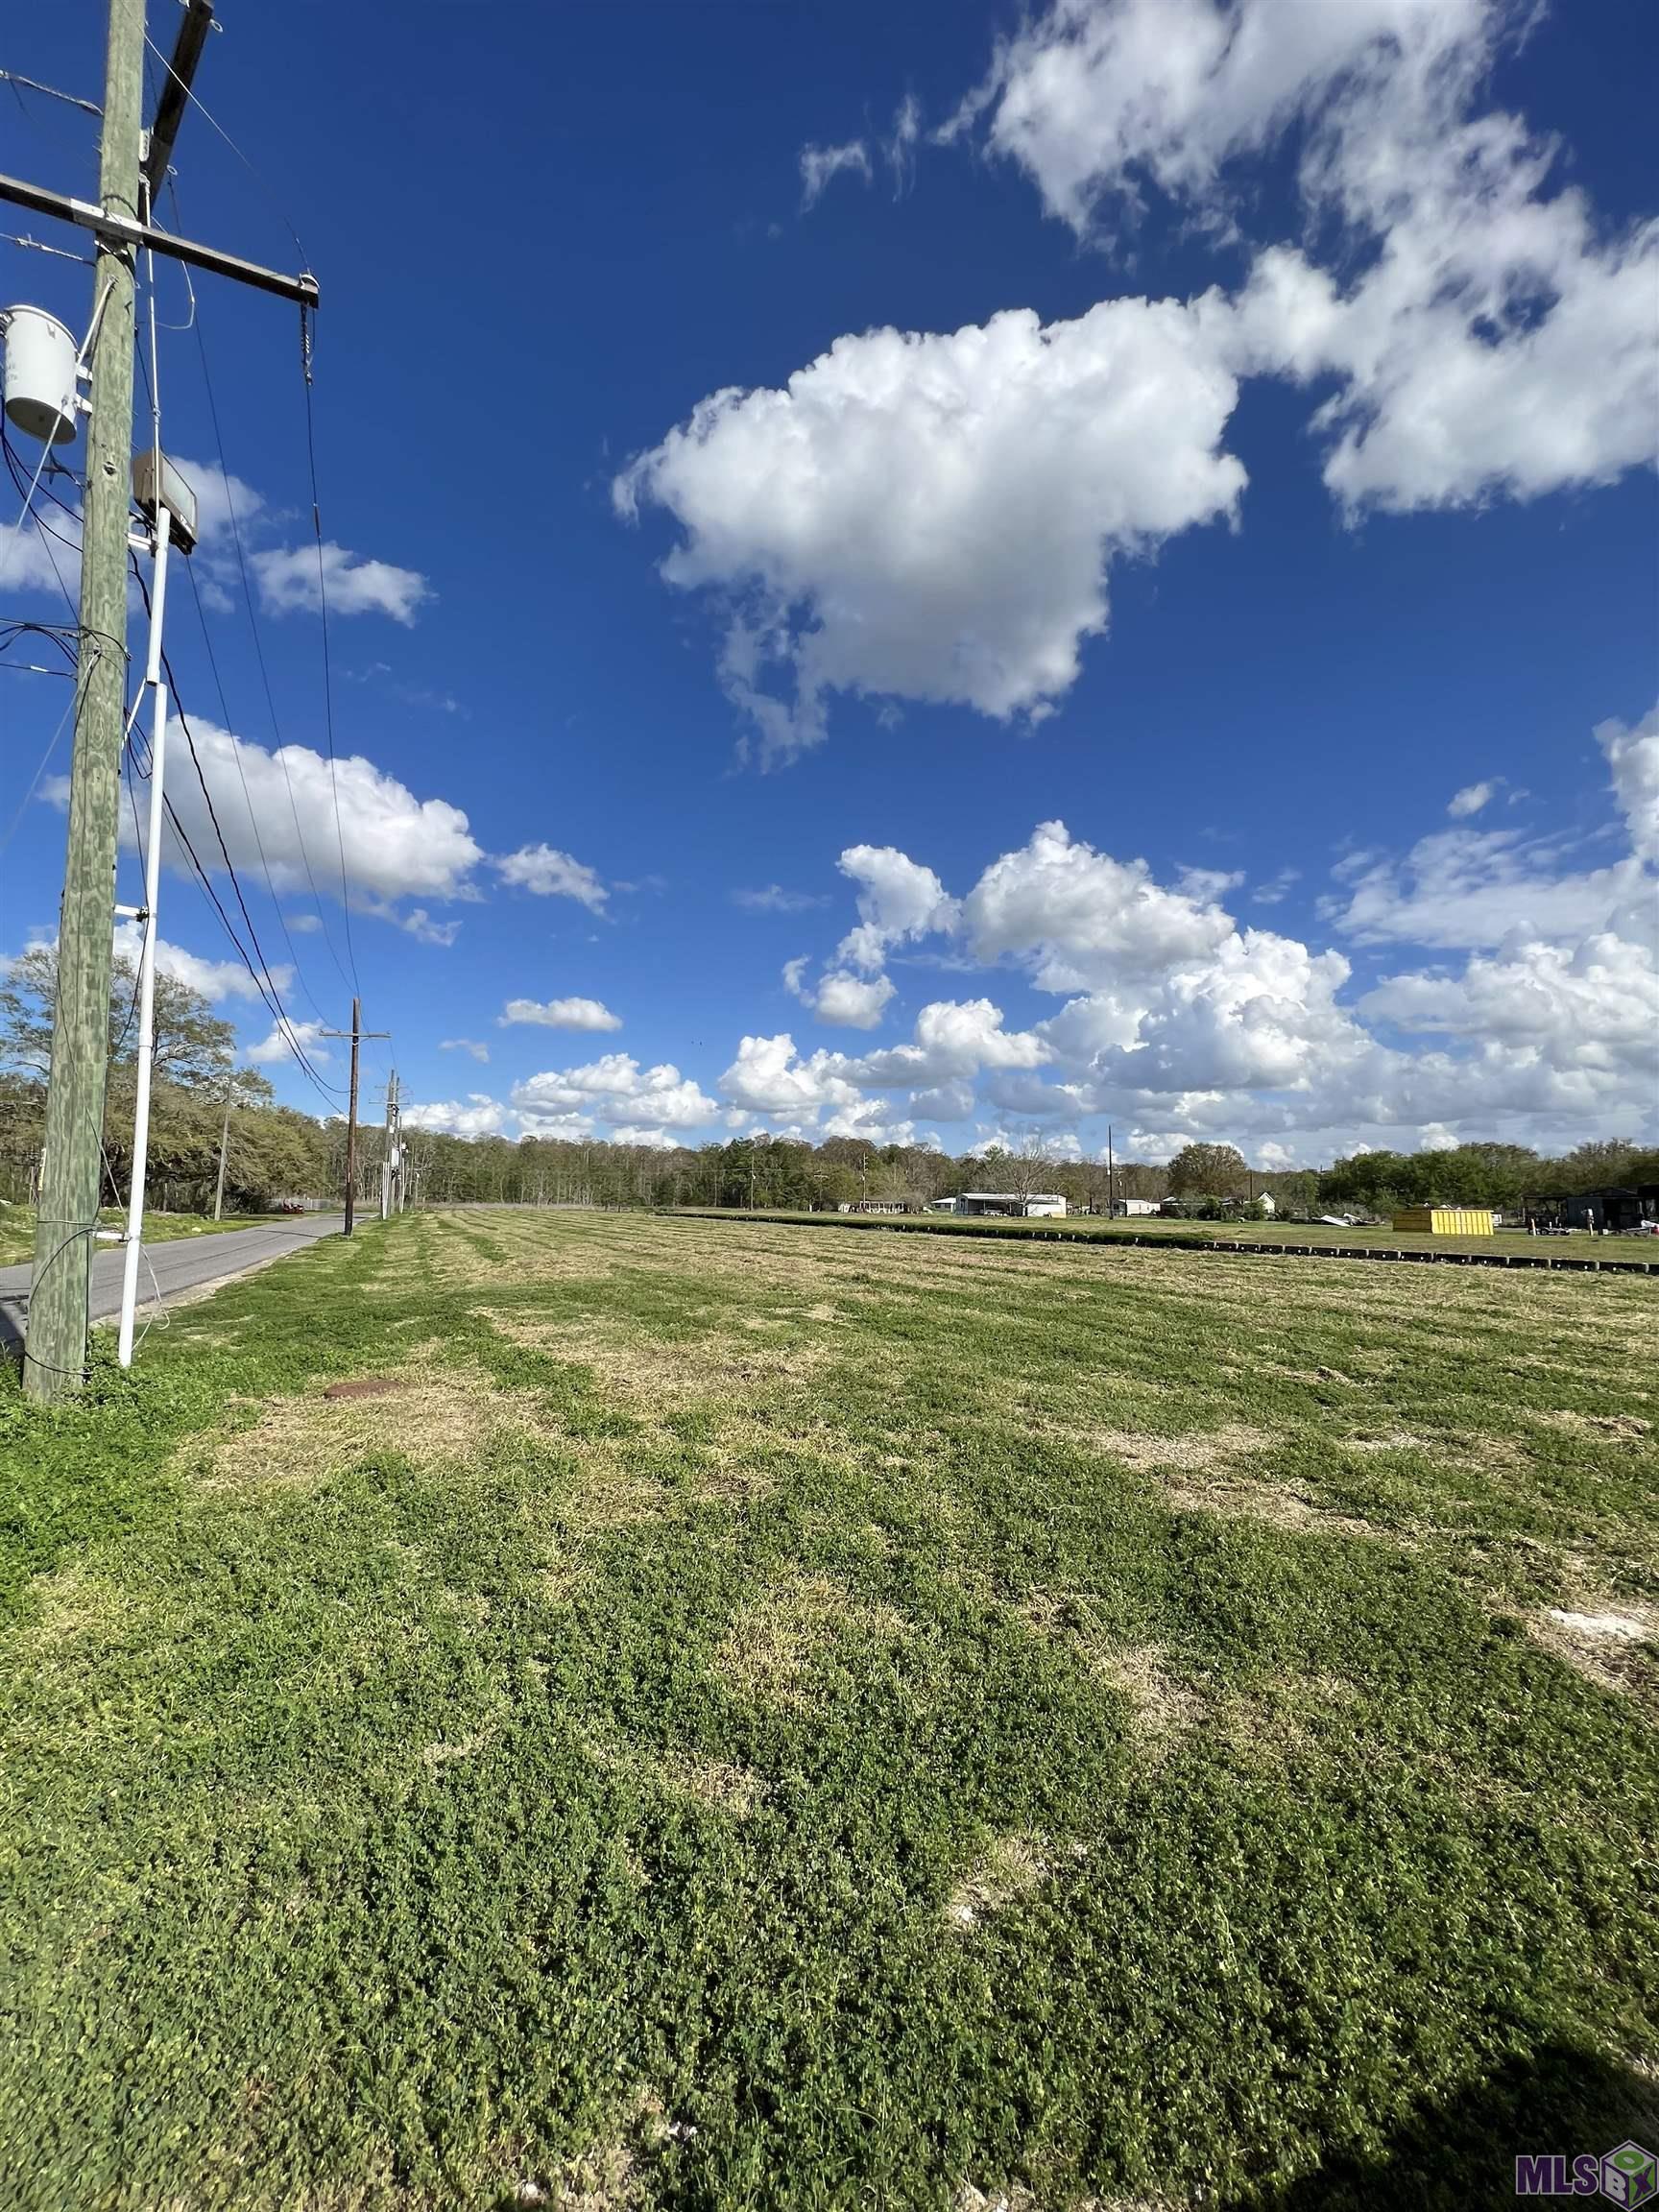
[380,1070,401,1222]
[1107,1124,1115,1217]
[11,0,317,1401]
[212,1064,233,1221]
[322,999,388,1237]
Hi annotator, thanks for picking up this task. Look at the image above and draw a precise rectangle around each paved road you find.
[0,1214,346,1354]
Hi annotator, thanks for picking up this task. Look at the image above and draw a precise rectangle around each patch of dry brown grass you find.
[1088,1639,1212,1746]
[1165,1472,1386,1543]
[1085,1421,1273,1476]
[714,1571,911,1707]
[1531,1409,1653,1445]
[944,1834,1049,1933]
[653,1750,766,1816]
[182,1352,540,1495]
[477,1309,832,1412]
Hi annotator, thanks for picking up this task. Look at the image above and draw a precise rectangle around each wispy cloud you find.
[733,884,829,914]
[799,138,872,210]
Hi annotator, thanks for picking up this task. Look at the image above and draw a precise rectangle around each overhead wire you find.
[298,318,360,995]
[1,659,89,852]
[163,175,352,990]
[0,68,101,118]
[142,32,309,266]
[128,557,344,1106]
[130,291,335,1028]
[178,551,333,1023]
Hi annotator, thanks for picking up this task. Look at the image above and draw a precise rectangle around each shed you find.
[1393,1206,1495,1237]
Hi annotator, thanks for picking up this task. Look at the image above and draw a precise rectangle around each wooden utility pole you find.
[13,0,318,1400]
[212,1065,233,1220]
[379,1069,399,1221]
[322,999,387,1236]
[21,0,144,1402]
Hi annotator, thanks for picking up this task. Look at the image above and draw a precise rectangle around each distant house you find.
[1112,1197,1159,1217]
[956,1191,1068,1219]
[1560,1185,1659,1234]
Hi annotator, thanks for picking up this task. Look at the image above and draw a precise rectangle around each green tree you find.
[1166,1142,1248,1199]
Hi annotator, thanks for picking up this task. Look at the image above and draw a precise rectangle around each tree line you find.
[4,949,1651,1220]
[399,1129,1658,1220]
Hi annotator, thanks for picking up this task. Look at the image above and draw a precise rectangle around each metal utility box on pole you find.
[23,0,144,1404]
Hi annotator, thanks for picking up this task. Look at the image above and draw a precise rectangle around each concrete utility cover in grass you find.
[323,1377,408,1402]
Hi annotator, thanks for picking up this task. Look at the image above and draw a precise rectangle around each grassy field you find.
[676,1205,1646,1262]
[1,1208,1654,2209]
[0,1203,282,1268]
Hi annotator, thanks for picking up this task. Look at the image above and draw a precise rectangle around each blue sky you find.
[3,0,1655,1164]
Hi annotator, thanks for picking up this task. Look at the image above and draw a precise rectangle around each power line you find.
[125,556,342,1106]
[0,68,101,118]
[1,305,339,1113]
[165,185,353,992]
[300,342,360,995]
[177,473,333,1026]
[1,645,96,852]
[142,30,308,264]
[154,768,342,1106]
[1,229,95,268]
[0,405,60,595]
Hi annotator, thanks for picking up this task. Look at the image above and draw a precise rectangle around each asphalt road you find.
[0,1214,346,1354]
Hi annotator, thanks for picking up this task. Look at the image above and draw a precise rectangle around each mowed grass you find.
[1,1208,1655,2210]
[0,1203,281,1268]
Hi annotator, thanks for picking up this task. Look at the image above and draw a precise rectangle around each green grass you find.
[1,1209,1654,2209]
[676,1204,1645,1261]
[0,1203,282,1268]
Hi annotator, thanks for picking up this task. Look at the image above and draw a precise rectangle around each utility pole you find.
[322,999,387,1236]
[380,1069,399,1222]
[12,0,317,1400]
[212,1063,233,1221]
[1107,1123,1115,1218]
[21,0,143,1402]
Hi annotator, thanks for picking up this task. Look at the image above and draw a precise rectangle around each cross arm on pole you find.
[0,170,317,305]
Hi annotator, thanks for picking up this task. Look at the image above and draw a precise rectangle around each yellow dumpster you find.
[1392,1207,1496,1236]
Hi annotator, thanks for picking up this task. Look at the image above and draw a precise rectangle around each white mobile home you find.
[956,1191,1068,1219]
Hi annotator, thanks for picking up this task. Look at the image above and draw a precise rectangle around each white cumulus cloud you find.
[247,1016,330,1068]
[614,297,1246,757]
[250,541,432,625]
[494,844,609,910]
[955,0,1659,516]
[500,997,622,1032]
[110,921,289,1004]
[1448,781,1499,820]
[52,715,483,911]
[402,1094,508,1139]
[511,1054,718,1133]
